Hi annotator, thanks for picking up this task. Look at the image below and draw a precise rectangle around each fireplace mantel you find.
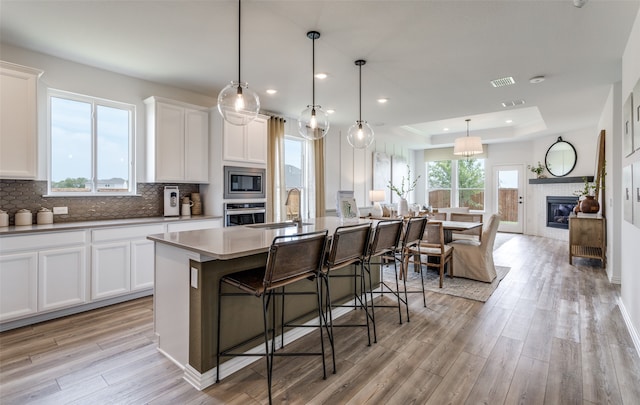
[529,176,594,184]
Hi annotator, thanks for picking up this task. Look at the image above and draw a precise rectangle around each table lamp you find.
[369,190,385,217]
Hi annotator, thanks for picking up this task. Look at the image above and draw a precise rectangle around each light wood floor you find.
[1,234,639,404]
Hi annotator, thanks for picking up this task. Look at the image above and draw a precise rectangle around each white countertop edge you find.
[147,233,269,261]
[0,215,222,236]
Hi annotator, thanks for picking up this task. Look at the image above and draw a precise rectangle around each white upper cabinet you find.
[0,61,42,179]
[145,96,209,183]
[222,115,268,165]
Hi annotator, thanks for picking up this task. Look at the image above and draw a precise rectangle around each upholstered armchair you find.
[449,214,500,282]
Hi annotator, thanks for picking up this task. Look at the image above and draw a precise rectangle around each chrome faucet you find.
[285,188,302,225]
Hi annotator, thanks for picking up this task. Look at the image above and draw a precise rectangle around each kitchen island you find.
[148,217,377,390]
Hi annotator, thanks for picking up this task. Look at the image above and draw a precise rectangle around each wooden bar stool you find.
[363,219,404,343]
[215,230,329,405]
[398,216,429,311]
[321,223,374,350]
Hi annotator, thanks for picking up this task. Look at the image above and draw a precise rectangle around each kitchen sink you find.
[246,222,312,230]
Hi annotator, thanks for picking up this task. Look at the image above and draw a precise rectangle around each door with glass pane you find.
[494,165,524,233]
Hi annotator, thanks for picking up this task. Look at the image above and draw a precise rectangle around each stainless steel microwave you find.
[223,166,266,199]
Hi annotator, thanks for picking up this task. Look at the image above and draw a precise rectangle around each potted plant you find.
[573,161,606,214]
[527,161,546,178]
[387,166,420,216]
[574,176,599,213]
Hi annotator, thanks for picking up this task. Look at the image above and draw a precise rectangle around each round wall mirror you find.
[545,137,577,177]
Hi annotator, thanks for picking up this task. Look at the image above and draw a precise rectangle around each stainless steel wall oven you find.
[224,202,266,227]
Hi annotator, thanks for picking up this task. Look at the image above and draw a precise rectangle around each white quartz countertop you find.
[0,215,221,236]
[147,217,374,260]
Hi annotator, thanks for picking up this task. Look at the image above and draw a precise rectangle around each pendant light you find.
[453,119,483,157]
[347,59,374,149]
[298,31,329,140]
[217,0,260,126]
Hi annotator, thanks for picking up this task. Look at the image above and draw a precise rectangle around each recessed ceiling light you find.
[505,119,513,123]
[315,73,328,79]
[443,128,449,131]
[326,109,335,114]
[529,75,545,84]
[490,76,515,87]
[266,89,277,95]
[377,98,388,103]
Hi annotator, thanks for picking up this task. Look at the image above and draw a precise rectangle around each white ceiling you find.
[1,0,638,149]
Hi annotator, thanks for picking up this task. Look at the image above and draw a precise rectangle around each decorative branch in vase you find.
[574,162,606,214]
[527,161,546,178]
[387,166,420,216]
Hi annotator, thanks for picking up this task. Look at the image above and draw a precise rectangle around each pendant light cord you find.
[237,0,241,83]
[466,118,470,137]
[312,35,315,106]
[358,63,362,122]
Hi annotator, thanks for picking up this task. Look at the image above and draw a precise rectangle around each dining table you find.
[427,219,483,243]
[362,215,483,243]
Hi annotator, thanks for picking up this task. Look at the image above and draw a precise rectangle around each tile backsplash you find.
[0,180,200,225]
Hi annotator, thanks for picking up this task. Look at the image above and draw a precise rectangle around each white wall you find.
[597,84,619,283]
[324,125,413,213]
[0,43,217,183]
[619,5,640,354]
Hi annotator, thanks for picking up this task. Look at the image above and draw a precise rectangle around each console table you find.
[569,215,606,268]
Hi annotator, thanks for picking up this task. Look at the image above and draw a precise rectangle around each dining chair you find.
[429,212,446,220]
[363,219,404,342]
[450,214,500,282]
[408,221,454,288]
[450,212,483,242]
[215,230,329,405]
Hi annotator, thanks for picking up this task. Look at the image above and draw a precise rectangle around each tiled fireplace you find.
[529,178,587,240]
[546,196,578,229]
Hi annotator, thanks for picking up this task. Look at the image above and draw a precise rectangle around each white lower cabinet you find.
[0,230,86,322]
[131,239,155,291]
[0,252,38,321]
[91,223,164,300]
[92,242,131,299]
[1,218,221,327]
[38,246,86,311]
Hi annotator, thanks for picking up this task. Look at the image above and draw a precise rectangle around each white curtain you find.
[267,117,286,222]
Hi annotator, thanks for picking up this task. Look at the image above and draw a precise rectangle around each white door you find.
[494,165,525,233]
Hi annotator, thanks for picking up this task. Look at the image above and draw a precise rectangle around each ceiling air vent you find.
[501,99,526,108]
[490,76,516,88]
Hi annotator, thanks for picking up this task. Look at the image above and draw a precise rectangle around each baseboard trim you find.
[183,296,361,390]
[0,289,153,332]
[610,275,622,284]
[618,298,640,357]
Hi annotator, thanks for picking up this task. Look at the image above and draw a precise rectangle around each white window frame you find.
[283,135,309,219]
[426,159,485,210]
[46,89,136,196]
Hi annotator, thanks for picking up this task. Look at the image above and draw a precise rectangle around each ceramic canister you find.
[37,208,54,225]
[15,209,33,226]
[0,210,8,227]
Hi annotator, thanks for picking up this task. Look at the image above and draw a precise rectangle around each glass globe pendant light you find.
[298,31,329,140]
[217,0,260,126]
[347,59,374,149]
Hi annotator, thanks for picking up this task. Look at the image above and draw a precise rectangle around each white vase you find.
[397,198,409,216]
